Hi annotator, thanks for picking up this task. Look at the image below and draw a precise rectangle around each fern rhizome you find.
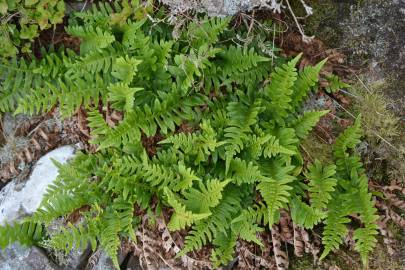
[0,2,378,269]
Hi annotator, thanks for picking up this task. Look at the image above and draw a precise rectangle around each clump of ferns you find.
[0,2,378,269]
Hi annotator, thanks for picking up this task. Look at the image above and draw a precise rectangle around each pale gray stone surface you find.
[0,244,58,270]
[0,145,75,225]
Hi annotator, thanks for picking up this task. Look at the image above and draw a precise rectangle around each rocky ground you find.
[0,0,404,269]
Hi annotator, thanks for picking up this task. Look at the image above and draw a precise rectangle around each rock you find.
[0,243,58,270]
[85,249,131,270]
[125,255,142,270]
[44,218,91,269]
[305,0,405,116]
[0,145,76,225]
[161,0,281,16]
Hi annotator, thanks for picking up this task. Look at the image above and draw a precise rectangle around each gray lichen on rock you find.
[160,0,277,16]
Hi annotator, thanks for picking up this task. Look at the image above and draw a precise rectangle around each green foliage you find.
[306,160,337,209]
[325,74,350,93]
[320,117,378,264]
[0,3,378,269]
[0,221,43,248]
[0,0,65,57]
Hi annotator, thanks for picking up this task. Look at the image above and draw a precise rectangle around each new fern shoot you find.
[0,2,378,269]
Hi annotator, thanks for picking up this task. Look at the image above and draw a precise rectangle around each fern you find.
[180,186,242,255]
[293,110,329,139]
[325,74,350,93]
[306,159,337,210]
[320,196,351,259]
[210,231,237,268]
[0,58,43,112]
[65,25,115,55]
[290,58,327,109]
[159,120,223,164]
[321,117,378,263]
[0,6,379,269]
[228,158,263,185]
[290,197,325,229]
[186,16,231,48]
[164,188,211,231]
[224,91,263,172]
[217,45,270,87]
[0,221,43,248]
[183,179,231,213]
[257,177,293,226]
[263,54,301,124]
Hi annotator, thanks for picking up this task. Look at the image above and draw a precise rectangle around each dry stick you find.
[81,0,89,12]
[285,0,314,43]
[246,10,256,38]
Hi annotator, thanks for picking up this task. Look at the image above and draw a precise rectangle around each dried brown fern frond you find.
[132,216,212,270]
[377,217,396,256]
[235,240,275,269]
[0,118,62,183]
[271,224,289,270]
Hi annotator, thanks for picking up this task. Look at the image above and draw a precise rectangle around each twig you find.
[80,0,89,12]
[285,0,314,43]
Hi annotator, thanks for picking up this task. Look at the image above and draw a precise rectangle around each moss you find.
[350,80,405,183]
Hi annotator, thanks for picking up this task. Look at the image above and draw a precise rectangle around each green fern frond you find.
[0,58,42,112]
[66,45,121,78]
[263,54,301,124]
[73,1,120,26]
[292,110,329,139]
[164,188,211,231]
[217,46,269,87]
[325,74,350,93]
[290,58,327,109]
[333,116,362,160]
[228,158,263,185]
[231,212,264,245]
[320,197,351,260]
[65,25,115,55]
[241,202,270,226]
[210,231,237,268]
[111,56,142,84]
[87,109,110,144]
[306,159,337,210]
[108,83,142,112]
[181,187,242,255]
[290,198,325,229]
[224,93,263,172]
[159,120,223,164]
[0,221,44,249]
[262,134,296,158]
[45,221,98,253]
[257,177,293,226]
[184,179,230,213]
[219,46,269,77]
[98,210,123,269]
[16,75,106,117]
[186,16,231,48]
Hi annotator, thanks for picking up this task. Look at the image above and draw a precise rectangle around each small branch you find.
[285,0,314,43]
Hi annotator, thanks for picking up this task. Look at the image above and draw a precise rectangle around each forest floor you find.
[0,1,404,269]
